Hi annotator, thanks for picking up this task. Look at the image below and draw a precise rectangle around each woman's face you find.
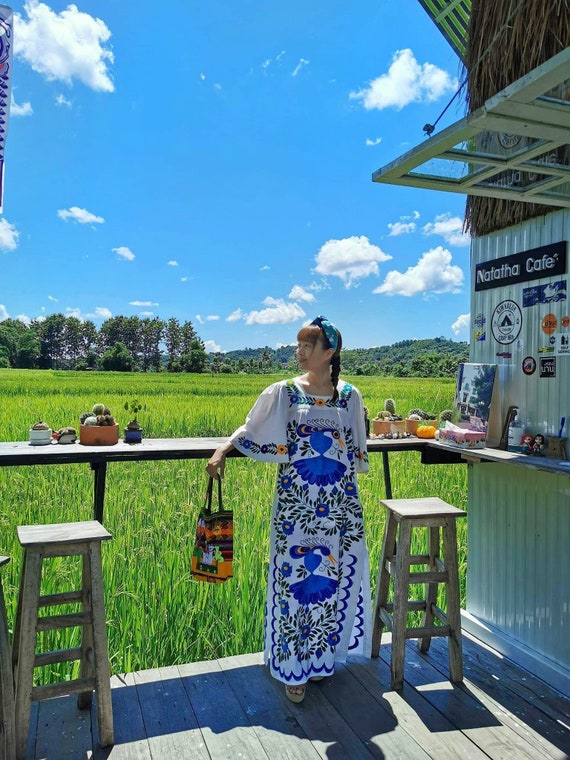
[296,335,332,371]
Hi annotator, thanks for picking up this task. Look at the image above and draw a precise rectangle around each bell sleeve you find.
[229,381,290,463]
[350,385,369,474]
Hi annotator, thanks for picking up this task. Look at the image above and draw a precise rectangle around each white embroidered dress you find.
[229,378,371,685]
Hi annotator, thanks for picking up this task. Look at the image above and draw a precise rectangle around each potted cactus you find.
[372,398,404,435]
[406,408,438,435]
[124,399,145,443]
[29,418,52,446]
[79,403,119,446]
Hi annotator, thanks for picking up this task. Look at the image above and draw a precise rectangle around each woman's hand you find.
[207,442,234,479]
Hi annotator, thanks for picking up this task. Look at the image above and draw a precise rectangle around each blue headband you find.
[310,315,339,351]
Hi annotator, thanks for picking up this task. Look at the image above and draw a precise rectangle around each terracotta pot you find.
[372,419,391,435]
[405,418,421,435]
[390,420,405,434]
[79,423,119,446]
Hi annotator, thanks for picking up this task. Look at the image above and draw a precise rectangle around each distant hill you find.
[210,337,469,377]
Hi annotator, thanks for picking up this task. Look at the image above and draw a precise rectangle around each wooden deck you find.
[24,632,570,760]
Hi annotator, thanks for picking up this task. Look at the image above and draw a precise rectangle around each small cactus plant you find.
[79,403,116,427]
[440,409,455,423]
[384,398,396,416]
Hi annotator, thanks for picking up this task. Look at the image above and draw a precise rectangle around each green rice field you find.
[0,369,467,683]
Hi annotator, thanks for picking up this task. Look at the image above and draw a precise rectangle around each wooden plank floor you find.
[25,632,570,759]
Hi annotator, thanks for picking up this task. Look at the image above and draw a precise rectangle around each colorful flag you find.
[0,5,13,212]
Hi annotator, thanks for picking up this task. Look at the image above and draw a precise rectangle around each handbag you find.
[191,476,233,583]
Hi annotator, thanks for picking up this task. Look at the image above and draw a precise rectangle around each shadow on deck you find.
[26,632,570,759]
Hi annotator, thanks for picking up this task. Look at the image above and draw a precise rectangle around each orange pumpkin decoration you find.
[416,424,437,439]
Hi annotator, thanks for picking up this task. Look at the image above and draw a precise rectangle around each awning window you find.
[372,49,570,208]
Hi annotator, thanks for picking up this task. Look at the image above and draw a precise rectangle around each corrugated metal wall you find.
[467,209,570,677]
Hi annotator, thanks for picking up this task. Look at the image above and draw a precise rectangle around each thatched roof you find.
[464,0,570,236]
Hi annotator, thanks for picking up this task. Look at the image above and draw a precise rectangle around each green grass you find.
[0,369,467,683]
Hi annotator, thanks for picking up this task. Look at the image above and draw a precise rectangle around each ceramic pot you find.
[29,428,52,446]
[79,423,119,446]
[405,418,421,435]
[124,427,143,444]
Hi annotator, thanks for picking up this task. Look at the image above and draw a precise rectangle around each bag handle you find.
[204,476,223,515]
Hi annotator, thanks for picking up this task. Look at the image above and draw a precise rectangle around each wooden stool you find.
[1,556,16,760]
[372,497,466,691]
[12,521,114,759]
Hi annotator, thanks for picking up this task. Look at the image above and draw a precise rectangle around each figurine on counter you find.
[520,433,534,455]
[530,433,545,456]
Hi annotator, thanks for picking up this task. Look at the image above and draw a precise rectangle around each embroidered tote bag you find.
[191,476,233,583]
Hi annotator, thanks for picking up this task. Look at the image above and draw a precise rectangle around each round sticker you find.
[522,356,536,376]
[541,313,557,335]
[562,315,569,328]
[491,300,522,345]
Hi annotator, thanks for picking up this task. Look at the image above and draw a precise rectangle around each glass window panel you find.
[408,157,484,181]
[477,168,550,192]
[523,145,570,171]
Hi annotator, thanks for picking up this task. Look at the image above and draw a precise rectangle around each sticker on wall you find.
[539,356,556,378]
[491,300,522,345]
[473,313,486,342]
[538,346,555,353]
[496,351,512,359]
[523,279,567,307]
[541,313,557,335]
[562,315,570,328]
[556,334,570,357]
[522,356,536,375]
[514,338,524,353]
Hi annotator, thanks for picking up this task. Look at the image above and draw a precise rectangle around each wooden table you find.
[0,437,464,523]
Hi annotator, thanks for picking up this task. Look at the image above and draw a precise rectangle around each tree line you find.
[0,315,468,377]
[0,314,208,372]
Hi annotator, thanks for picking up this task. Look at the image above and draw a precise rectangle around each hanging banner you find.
[0,5,13,212]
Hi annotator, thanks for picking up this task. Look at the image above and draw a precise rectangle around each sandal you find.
[285,684,306,703]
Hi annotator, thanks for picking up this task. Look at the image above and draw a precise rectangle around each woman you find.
[207,316,371,703]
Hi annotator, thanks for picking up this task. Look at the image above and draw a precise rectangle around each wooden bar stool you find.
[372,497,466,691]
[1,555,16,760]
[12,521,114,759]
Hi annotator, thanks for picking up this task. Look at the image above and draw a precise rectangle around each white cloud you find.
[288,285,315,303]
[11,94,33,116]
[195,315,204,324]
[167,260,178,267]
[226,308,243,322]
[422,213,470,247]
[313,235,392,288]
[181,276,188,282]
[373,246,464,296]
[113,246,135,261]
[260,265,270,271]
[55,93,72,107]
[204,339,221,353]
[452,313,470,336]
[14,1,114,92]
[0,304,9,320]
[89,306,112,320]
[365,137,382,146]
[139,311,153,317]
[291,58,309,77]
[350,48,457,111]
[245,297,306,325]
[206,315,220,321]
[412,210,420,219]
[17,314,32,325]
[129,300,158,307]
[48,295,58,302]
[58,206,104,224]
[214,83,222,91]
[200,72,206,81]
[0,219,20,250]
[388,221,416,236]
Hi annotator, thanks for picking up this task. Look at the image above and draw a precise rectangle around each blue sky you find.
[1,0,472,353]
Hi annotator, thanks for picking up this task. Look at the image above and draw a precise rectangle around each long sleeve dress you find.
[229,377,371,686]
